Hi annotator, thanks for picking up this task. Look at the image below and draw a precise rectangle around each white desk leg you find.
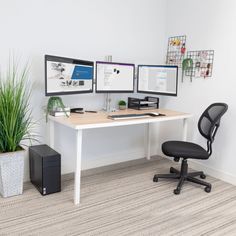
[49,120,55,149]
[74,130,82,205]
[146,123,151,160]
[182,118,188,141]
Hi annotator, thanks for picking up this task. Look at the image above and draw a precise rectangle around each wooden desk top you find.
[48,108,192,130]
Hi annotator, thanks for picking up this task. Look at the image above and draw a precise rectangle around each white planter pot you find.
[119,105,126,110]
[0,150,25,198]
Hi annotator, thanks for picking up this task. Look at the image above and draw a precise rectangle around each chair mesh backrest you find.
[198,103,228,142]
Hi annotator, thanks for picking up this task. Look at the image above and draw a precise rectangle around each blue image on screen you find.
[71,65,93,80]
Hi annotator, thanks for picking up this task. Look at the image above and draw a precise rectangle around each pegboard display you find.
[166,35,186,67]
[185,50,214,78]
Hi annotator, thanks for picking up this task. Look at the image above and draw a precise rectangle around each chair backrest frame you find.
[198,103,228,156]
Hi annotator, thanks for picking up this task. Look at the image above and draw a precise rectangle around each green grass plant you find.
[0,59,35,153]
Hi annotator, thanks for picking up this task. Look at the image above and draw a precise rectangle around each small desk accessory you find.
[128,96,159,110]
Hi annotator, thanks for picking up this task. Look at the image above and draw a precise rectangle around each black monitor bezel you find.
[137,64,178,97]
[95,61,135,93]
[45,55,94,96]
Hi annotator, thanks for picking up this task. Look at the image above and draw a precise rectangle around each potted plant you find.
[46,96,69,121]
[182,58,194,82]
[0,61,35,197]
[118,100,127,110]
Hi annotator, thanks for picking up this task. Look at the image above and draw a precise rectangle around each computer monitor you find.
[45,55,94,96]
[96,61,135,93]
[137,65,178,96]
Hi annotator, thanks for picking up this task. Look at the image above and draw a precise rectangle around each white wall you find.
[161,0,236,184]
[0,0,167,180]
[2,0,235,185]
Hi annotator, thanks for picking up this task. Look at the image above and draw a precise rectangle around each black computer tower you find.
[29,144,61,195]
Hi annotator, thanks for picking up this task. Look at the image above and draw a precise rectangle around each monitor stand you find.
[103,93,112,112]
[103,55,113,112]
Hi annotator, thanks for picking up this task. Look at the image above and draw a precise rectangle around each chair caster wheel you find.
[204,186,211,193]
[173,188,180,195]
[170,167,175,173]
[200,174,206,179]
[153,176,158,182]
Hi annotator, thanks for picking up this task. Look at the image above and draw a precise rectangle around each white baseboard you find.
[85,150,236,186]
[23,149,148,183]
[26,146,236,186]
[188,159,236,186]
[24,148,157,182]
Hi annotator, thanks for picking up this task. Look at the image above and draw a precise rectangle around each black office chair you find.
[153,103,228,194]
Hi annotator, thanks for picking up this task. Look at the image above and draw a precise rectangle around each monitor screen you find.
[45,55,94,96]
[96,61,135,93]
[137,65,178,96]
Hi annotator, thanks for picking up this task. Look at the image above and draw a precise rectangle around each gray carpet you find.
[0,156,236,236]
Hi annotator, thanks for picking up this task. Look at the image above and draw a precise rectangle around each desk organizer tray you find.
[128,96,159,110]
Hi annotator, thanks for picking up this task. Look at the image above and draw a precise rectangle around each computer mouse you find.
[148,112,159,116]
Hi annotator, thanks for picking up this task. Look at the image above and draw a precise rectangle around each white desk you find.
[48,108,192,205]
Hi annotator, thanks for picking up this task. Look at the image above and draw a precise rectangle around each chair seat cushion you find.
[162,141,209,160]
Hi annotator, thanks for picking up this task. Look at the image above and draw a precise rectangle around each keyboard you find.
[108,112,160,120]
